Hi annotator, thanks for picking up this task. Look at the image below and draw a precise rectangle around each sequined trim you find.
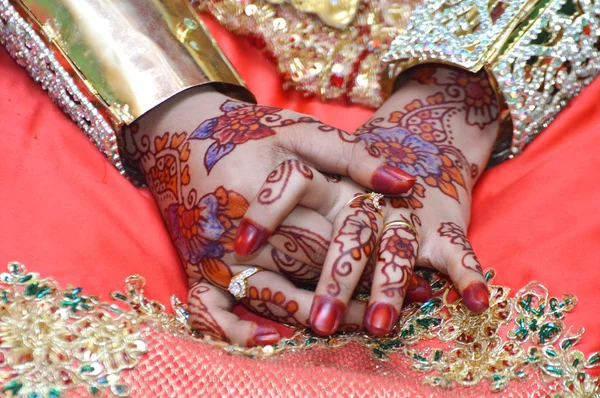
[0,0,138,185]
[3,262,599,396]
[381,0,600,160]
[195,0,424,108]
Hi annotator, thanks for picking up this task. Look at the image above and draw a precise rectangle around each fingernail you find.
[248,324,281,347]
[371,164,416,194]
[404,275,433,305]
[364,302,398,337]
[462,282,490,313]
[234,218,271,256]
[308,296,345,336]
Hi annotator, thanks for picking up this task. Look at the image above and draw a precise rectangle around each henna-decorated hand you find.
[243,66,500,337]
[123,86,415,346]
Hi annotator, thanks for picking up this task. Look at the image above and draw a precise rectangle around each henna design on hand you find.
[188,282,229,341]
[438,221,483,275]
[190,100,317,173]
[271,249,321,284]
[272,224,329,266]
[242,286,302,325]
[357,69,498,206]
[257,160,314,205]
[377,215,420,298]
[413,67,498,129]
[165,186,249,288]
[327,197,381,297]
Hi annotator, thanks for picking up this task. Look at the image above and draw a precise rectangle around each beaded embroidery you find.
[2,262,598,396]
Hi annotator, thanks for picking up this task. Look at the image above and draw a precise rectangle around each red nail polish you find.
[404,275,433,305]
[365,302,398,337]
[308,296,345,336]
[371,164,416,195]
[247,324,281,347]
[234,218,271,256]
[462,282,490,313]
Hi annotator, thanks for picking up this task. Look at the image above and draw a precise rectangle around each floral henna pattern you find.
[129,128,192,204]
[165,186,249,288]
[438,222,483,275]
[356,70,497,204]
[413,67,498,129]
[271,249,321,285]
[188,282,228,342]
[258,160,314,205]
[327,197,381,297]
[190,100,315,172]
[377,216,420,298]
[271,225,329,266]
[242,287,302,325]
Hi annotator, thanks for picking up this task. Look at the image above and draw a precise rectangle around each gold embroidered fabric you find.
[2,263,598,397]
[194,0,424,108]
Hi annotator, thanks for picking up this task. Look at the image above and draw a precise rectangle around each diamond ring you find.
[228,267,265,300]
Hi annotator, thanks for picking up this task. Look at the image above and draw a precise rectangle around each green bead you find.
[539,323,560,344]
[2,380,23,393]
[372,349,385,358]
[24,283,39,296]
[81,365,94,373]
[588,353,600,366]
[17,275,33,283]
[561,338,576,350]
[544,365,563,376]
[113,293,128,301]
[545,348,557,357]
[49,389,61,398]
[416,318,441,329]
[413,353,427,362]
[434,350,442,361]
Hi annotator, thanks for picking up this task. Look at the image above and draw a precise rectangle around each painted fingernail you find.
[371,164,416,195]
[365,302,398,337]
[308,296,345,336]
[234,218,271,256]
[462,282,490,313]
[404,275,433,305]
[248,324,281,347]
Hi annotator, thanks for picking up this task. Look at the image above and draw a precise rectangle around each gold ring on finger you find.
[346,192,385,215]
[383,220,419,238]
[228,266,264,300]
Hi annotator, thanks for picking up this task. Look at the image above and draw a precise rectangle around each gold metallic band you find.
[346,192,385,215]
[13,0,253,127]
[383,220,419,238]
[380,0,599,164]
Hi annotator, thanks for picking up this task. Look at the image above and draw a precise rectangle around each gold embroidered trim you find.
[194,0,423,108]
[2,263,599,396]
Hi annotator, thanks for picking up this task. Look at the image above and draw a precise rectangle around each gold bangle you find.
[380,0,599,163]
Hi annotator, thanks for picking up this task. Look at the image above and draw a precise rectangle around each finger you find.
[269,206,332,266]
[233,242,322,285]
[436,221,489,313]
[234,159,339,256]
[309,194,384,336]
[188,278,281,347]
[232,265,366,331]
[278,125,416,195]
[364,219,419,337]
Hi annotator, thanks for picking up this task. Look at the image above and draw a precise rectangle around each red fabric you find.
[1,16,599,368]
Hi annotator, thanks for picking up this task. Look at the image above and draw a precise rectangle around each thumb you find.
[278,124,415,195]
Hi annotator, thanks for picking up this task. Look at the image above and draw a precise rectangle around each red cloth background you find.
[0,16,599,364]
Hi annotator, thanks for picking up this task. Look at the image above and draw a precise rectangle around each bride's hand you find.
[241,66,500,337]
[123,86,415,346]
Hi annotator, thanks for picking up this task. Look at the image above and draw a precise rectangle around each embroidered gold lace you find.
[1,262,598,396]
